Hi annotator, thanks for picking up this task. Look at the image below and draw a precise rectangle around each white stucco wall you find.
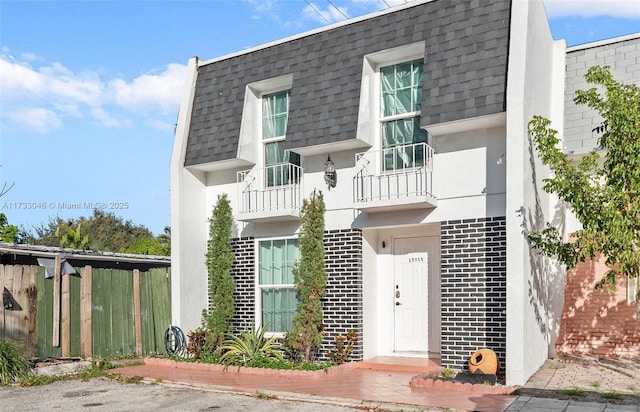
[199,122,508,239]
[170,57,210,333]
[505,0,566,386]
[184,117,507,357]
[170,4,577,368]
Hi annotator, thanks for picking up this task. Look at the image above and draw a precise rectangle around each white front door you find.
[393,236,437,354]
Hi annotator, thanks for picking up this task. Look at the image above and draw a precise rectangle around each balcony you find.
[353,142,437,212]
[236,163,303,222]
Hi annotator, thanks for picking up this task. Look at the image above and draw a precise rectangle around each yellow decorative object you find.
[468,348,499,375]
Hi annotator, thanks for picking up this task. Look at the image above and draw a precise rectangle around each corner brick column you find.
[230,237,256,332]
[320,229,364,361]
[440,217,507,376]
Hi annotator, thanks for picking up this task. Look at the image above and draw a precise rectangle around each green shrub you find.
[219,325,284,367]
[289,190,327,362]
[0,340,31,385]
[202,194,235,344]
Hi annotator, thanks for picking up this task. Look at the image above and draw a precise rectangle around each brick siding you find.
[555,256,640,358]
[440,217,507,376]
[230,237,255,331]
[227,230,364,362]
[321,229,364,361]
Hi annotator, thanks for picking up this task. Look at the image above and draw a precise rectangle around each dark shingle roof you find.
[184,0,511,166]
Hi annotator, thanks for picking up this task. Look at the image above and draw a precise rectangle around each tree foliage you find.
[202,194,235,344]
[26,209,167,254]
[124,226,170,255]
[124,236,168,255]
[289,190,327,362]
[528,65,640,292]
[55,222,89,249]
[0,213,19,243]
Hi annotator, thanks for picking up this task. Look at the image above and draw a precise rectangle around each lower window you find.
[257,238,299,333]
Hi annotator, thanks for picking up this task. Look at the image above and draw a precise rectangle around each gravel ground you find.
[0,378,362,412]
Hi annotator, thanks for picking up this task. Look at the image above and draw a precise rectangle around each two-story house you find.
[170,0,637,386]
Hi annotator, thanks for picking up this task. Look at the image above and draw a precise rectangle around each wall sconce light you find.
[382,241,386,249]
[324,155,336,190]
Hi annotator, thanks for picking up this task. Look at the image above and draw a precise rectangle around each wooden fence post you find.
[81,265,92,358]
[133,269,142,357]
[52,255,61,347]
[61,268,70,357]
[0,265,5,338]
[26,266,38,354]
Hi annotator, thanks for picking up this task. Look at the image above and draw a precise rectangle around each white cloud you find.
[303,2,349,24]
[244,0,278,17]
[91,107,124,128]
[9,108,62,134]
[0,50,186,134]
[543,0,640,18]
[111,64,186,115]
[352,0,409,7]
[145,118,176,132]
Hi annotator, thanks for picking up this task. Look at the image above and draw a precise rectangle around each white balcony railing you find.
[353,142,437,211]
[237,163,302,221]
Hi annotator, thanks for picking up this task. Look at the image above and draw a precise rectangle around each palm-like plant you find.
[0,340,30,385]
[219,325,283,367]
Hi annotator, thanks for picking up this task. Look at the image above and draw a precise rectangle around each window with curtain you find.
[380,60,428,171]
[262,90,300,187]
[258,238,299,333]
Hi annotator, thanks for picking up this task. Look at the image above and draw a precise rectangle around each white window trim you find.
[254,236,299,338]
[260,88,292,171]
[237,74,294,165]
[355,41,426,151]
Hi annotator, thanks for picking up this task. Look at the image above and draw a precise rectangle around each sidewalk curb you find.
[144,378,466,412]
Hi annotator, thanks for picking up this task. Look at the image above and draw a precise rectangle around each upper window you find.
[262,90,290,140]
[380,60,428,171]
[262,90,300,187]
[257,238,299,334]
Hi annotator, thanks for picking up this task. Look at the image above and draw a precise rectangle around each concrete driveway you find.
[0,378,367,412]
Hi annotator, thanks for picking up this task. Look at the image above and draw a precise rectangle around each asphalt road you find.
[0,378,363,412]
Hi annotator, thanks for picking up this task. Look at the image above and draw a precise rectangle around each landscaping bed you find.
[410,372,516,395]
[144,356,357,379]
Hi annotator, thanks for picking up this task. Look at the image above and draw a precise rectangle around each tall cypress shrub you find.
[202,193,235,344]
[289,190,327,362]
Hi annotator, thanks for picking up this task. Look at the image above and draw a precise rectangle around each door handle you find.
[395,302,402,306]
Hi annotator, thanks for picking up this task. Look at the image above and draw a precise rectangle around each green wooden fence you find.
[35,266,171,358]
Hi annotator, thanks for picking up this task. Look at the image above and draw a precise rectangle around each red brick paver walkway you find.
[115,358,517,412]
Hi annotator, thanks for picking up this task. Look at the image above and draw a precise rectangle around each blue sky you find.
[1,0,639,236]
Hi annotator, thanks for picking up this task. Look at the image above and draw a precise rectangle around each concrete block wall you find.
[555,256,640,358]
[440,217,507,375]
[564,36,640,154]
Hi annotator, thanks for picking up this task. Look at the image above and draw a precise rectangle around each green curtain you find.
[381,60,423,118]
[263,90,290,139]
[259,239,299,332]
[261,288,297,333]
[381,60,426,170]
[264,142,300,186]
[262,90,301,186]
